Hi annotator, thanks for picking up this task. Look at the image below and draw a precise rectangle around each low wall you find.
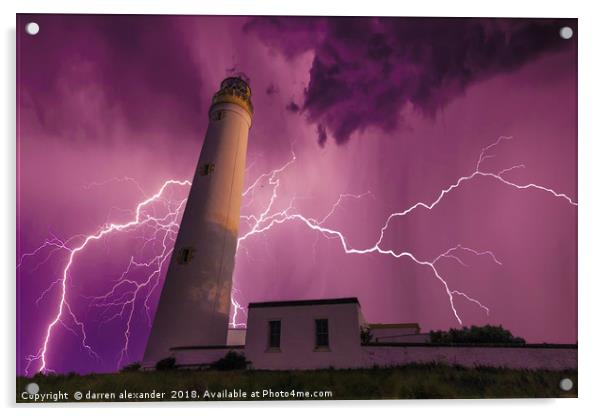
[161,344,576,371]
[362,344,577,370]
[170,346,244,368]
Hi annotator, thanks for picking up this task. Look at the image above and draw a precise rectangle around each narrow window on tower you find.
[210,111,226,121]
[200,163,215,176]
[177,247,195,264]
[315,319,329,349]
[268,320,281,350]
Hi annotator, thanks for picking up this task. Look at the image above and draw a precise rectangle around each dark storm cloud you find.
[286,101,300,113]
[244,16,326,59]
[316,123,327,147]
[246,17,575,145]
[19,14,205,143]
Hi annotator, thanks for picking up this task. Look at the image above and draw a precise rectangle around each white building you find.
[171,297,430,370]
[244,298,369,370]
[168,296,577,371]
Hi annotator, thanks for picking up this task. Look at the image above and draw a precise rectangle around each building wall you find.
[170,344,576,371]
[362,345,577,370]
[244,302,364,370]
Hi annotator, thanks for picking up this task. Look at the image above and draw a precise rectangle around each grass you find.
[17,363,577,402]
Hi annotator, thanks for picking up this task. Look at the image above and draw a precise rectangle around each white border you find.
[3,1,601,414]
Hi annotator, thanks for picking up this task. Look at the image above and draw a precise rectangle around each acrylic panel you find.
[16,14,577,402]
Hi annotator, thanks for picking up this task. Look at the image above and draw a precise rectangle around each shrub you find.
[430,325,526,345]
[120,362,141,373]
[155,357,177,371]
[210,351,250,371]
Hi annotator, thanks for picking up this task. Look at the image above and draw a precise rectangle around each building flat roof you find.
[248,297,360,309]
[369,323,420,330]
[170,345,244,351]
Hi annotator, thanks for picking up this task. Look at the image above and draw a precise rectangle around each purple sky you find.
[16,14,577,375]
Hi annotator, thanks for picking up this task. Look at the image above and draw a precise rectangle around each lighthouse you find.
[143,77,253,363]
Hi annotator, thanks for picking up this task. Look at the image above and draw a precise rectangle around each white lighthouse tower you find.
[143,77,253,364]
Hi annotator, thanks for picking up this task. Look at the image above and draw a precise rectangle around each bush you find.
[120,362,141,373]
[210,351,250,371]
[430,325,526,345]
[155,357,177,371]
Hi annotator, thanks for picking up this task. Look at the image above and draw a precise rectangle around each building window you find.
[268,320,281,349]
[211,111,226,121]
[200,163,215,176]
[315,319,329,348]
[177,247,194,264]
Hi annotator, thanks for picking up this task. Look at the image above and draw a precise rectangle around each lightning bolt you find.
[229,288,247,329]
[18,136,576,374]
[20,180,190,374]
[234,136,576,325]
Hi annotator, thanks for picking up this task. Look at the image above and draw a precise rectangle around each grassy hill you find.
[17,363,577,402]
